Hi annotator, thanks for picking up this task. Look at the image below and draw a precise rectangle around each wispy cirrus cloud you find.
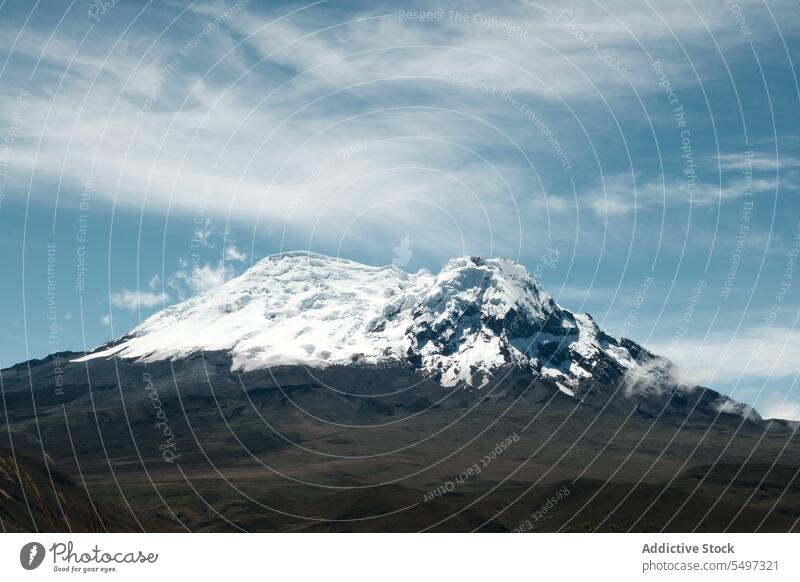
[716,153,800,171]
[581,172,789,217]
[2,0,796,264]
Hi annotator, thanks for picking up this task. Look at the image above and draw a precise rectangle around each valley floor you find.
[2,357,798,532]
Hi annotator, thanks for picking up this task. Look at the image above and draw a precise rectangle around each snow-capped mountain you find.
[74,252,758,419]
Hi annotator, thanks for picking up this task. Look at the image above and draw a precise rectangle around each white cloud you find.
[714,398,759,421]
[583,172,786,217]
[649,325,800,387]
[101,315,111,326]
[110,289,170,310]
[224,243,248,262]
[757,398,800,421]
[717,153,800,172]
[757,394,800,420]
[192,218,217,249]
[1,0,793,261]
[169,260,234,299]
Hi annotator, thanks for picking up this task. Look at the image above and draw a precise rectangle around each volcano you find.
[1,252,798,532]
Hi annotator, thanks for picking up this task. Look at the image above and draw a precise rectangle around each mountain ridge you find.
[71,251,762,423]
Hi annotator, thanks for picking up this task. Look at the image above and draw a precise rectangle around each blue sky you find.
[1,0,800,418]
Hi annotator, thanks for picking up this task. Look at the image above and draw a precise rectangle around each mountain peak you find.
[71,252,617,387]
[73,252,753,421]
